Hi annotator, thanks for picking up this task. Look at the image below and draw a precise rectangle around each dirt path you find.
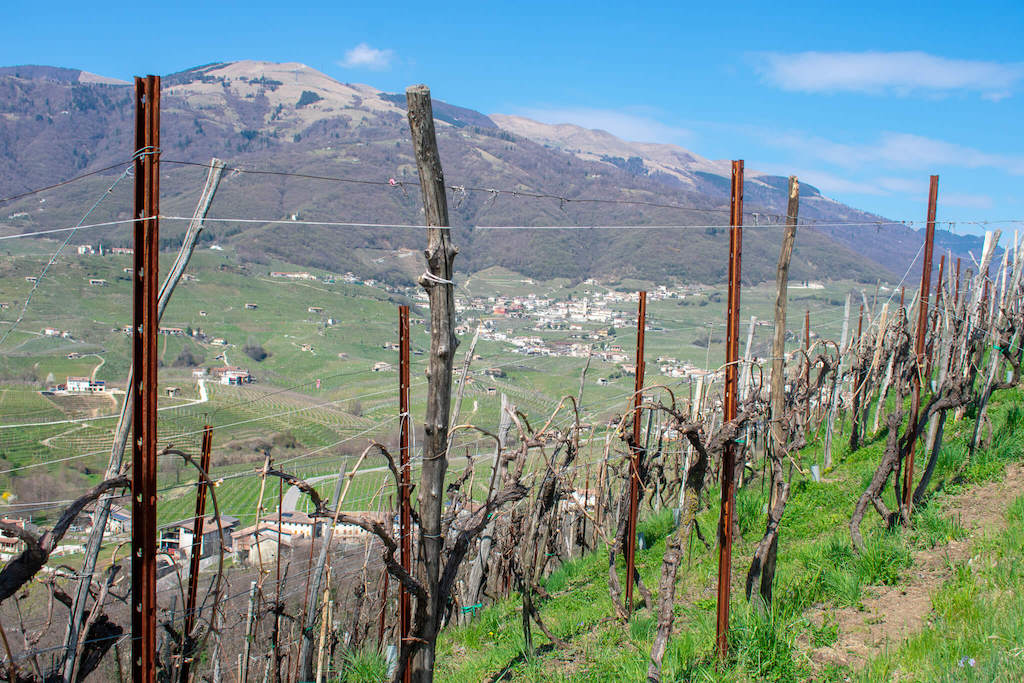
[807,462,1024,670]
[90,354,105,381]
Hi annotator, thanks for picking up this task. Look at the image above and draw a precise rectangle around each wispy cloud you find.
[512,107,691,144]
[941,192,994,210]
[754,166,992,209]
[754,51,1024,99]
[338,43,395,71]
[763,130,1024,176]
[753,165,889,196]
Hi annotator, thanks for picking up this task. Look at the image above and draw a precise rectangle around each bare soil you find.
[806,462,1024,670]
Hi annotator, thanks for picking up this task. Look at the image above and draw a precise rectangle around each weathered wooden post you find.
[745,175,797,606]
[406,84,457,683]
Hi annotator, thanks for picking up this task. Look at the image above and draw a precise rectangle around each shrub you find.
[297,90,323,108]
[172,346,203,367]
[243,343,269,362]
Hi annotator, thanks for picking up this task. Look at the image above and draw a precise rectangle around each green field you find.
[0,239,862,544]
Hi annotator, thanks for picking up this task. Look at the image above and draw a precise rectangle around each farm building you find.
[231,525,294,565]
[159,515,239,561]
[330,512,390,541]
[80,503,131,535]
[65,377,105,393]
[211,366,252,385]
[0,518,26,558]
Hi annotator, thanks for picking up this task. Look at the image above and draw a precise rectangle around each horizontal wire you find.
[0,160,134,205]
[0,217,149,241]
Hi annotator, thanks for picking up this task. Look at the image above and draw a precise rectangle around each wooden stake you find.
[405,84,456,682]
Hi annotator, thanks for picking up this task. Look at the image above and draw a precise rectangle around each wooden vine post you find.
[398,304,412,682]
[716,159,743,659]
[745,175,798,606]
[406,84,457,683]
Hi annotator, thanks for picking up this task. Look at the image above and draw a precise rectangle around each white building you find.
[66,377,105,393]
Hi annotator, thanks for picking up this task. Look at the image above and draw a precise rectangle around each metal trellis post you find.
[716,159,743,659]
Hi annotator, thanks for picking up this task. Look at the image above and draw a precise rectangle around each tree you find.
[172,346,203,367]
[243,343,269,362]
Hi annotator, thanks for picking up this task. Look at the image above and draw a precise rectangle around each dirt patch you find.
[806,462,1024,670]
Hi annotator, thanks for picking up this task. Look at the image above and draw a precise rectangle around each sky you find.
[3,0,1023,233]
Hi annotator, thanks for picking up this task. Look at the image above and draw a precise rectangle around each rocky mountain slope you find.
[0,61,983,284]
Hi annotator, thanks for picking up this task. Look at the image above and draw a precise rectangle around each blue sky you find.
[3,0,1023,232]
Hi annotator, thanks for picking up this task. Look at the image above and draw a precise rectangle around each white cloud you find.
[755,51,1024,98]
[513,106,691,144]
[339,43,395,71]
[752,167,993,209]
[753,165,888,196]
[942,192,994,209]
[763,130,1024,176]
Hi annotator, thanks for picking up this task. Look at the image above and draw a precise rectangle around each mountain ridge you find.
[0,60,984,285]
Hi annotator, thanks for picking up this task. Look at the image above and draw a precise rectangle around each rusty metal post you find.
[717,160,743,659]
[398,305,412,681]
[179,425,213,683]
[624,290,647,615]
[131,74,160,683]
[903,176,938,519]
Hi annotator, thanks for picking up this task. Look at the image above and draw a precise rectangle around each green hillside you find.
[430,390,1024,682]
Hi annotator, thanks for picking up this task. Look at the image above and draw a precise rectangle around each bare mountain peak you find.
[490,113,735,187]
[0,65,129,85]
[159,59,402,134]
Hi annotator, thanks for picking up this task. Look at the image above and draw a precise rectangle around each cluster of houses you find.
[270,269,406,295]
[156,509,390,566]
[0,504,394,567]
[74,244,133,256]
[192,366,253,385]
[42,326,73,339]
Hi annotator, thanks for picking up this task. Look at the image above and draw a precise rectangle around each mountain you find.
[0,60,984,285]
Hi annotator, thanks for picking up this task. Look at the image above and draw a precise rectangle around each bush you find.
[296,90,323,108]
[172,346,203,367]
[243,343,269,362]
[271,431,298,450]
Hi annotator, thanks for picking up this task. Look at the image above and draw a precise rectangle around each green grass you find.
[862,491,1024,682]
[337,647,389,683]
[435,389,1024,682]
